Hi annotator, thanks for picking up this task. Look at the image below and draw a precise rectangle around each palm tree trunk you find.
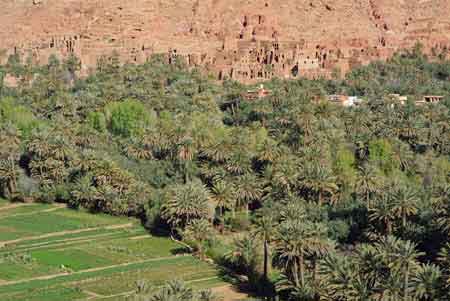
[402,212,407,230]
[312,257,317,283]
[9,159,17,195]
[404,266,409,301]
[263,240,269,281]
[183,161,189,184]
[292,259,300,288]
[386,220,392,236]
[318,191,323,207]
[299,249,305,287]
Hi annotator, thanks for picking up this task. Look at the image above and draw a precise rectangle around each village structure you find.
[1,0,450,83]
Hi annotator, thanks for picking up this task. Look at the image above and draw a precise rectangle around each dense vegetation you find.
[1,45,450,300]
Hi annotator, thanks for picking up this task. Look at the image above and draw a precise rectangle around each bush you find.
[105,100,155,137]
[227,215,251,231]
[87,111,107,132]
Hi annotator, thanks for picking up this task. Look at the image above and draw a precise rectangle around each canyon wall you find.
[1,0,450,82]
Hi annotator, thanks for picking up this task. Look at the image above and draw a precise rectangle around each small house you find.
[244,84,271,101]
[416,95,444,105]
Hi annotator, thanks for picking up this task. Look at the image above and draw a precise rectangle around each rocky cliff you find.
[1,0,450,82]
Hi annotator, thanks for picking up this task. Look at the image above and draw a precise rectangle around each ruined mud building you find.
[1,0,450,83]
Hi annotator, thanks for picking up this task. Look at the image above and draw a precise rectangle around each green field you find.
[0,202,229,300]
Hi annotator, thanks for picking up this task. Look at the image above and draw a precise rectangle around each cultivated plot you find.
[0,203,229,300]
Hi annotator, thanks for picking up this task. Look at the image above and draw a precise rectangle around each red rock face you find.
[1,0,450,82]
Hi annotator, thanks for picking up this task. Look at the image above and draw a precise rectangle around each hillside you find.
[1,0,450,82]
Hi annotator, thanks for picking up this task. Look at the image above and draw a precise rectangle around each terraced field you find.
[0,202,229,300]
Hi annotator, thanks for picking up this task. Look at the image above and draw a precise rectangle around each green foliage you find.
[1,47,450,301]
[87,111,107,132]
[369,138,397,174]
[0,98,41,136]
[105,100,155,137]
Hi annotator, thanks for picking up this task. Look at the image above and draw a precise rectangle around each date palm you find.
[390,185,419,231]
[412,264,444,301]
[369,196,395,236]
[318,253,373,301]
[275,220,328,288]
[228,234,262,286]
[183,219,212,259]
[0,158,18,198]
[355,164,383,207]
[149,280,194,301]
[234,173,263,215]
[432,186,450,233]
[254,214,277,283]
[71,174,98,209]
[257,138,282,164]
[438,243,450,287]
[210,179,236,217]
[299,164,338,206]
[161,180,212,229]
[376,236,424,301]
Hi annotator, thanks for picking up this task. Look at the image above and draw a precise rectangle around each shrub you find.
[105,100,155,137]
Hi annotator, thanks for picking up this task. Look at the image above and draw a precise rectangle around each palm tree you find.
[161,180,212,229]
[228,234,262,287]
[412,264,444,301]
[0,158,18,198]
[234,173,263,215]
[257,138,281,164]
[123,137,153,160]
[299,164,338,206]
[196,289,223,301]
[432,186,450,234]
[355,164,383,207]
[254,215,277,283]
[177,137,196,183]
[375,236,424,301]
[318,252,374,301]
[438,243,450,288]
[390,185,419,231]
[275,220,328,288]
[149,280,194,301]
[70,174,98,209]
[210,179,236,217]
[183,219,212,259]
[369,196,395,235]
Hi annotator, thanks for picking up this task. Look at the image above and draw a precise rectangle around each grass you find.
[0,287,87,301]
[0,198,9,207]
[0,261,60,281]
[0,201,232,300]
[0,256,202,295]
[2,227,147,254]
[0,203,53,218]
[0,207,132,242]
[31,248,115,271]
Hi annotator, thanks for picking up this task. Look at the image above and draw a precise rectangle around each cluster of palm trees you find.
[133,279,222,301]
[1,50,450,301]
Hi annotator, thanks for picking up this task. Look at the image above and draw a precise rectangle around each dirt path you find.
[84,290,105,300]
[0,222,134,248]
[129,235,150,240]
[0,202,32,212]
[0,230,134,254]
[0,203,67,219]
[211,284,250,301]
